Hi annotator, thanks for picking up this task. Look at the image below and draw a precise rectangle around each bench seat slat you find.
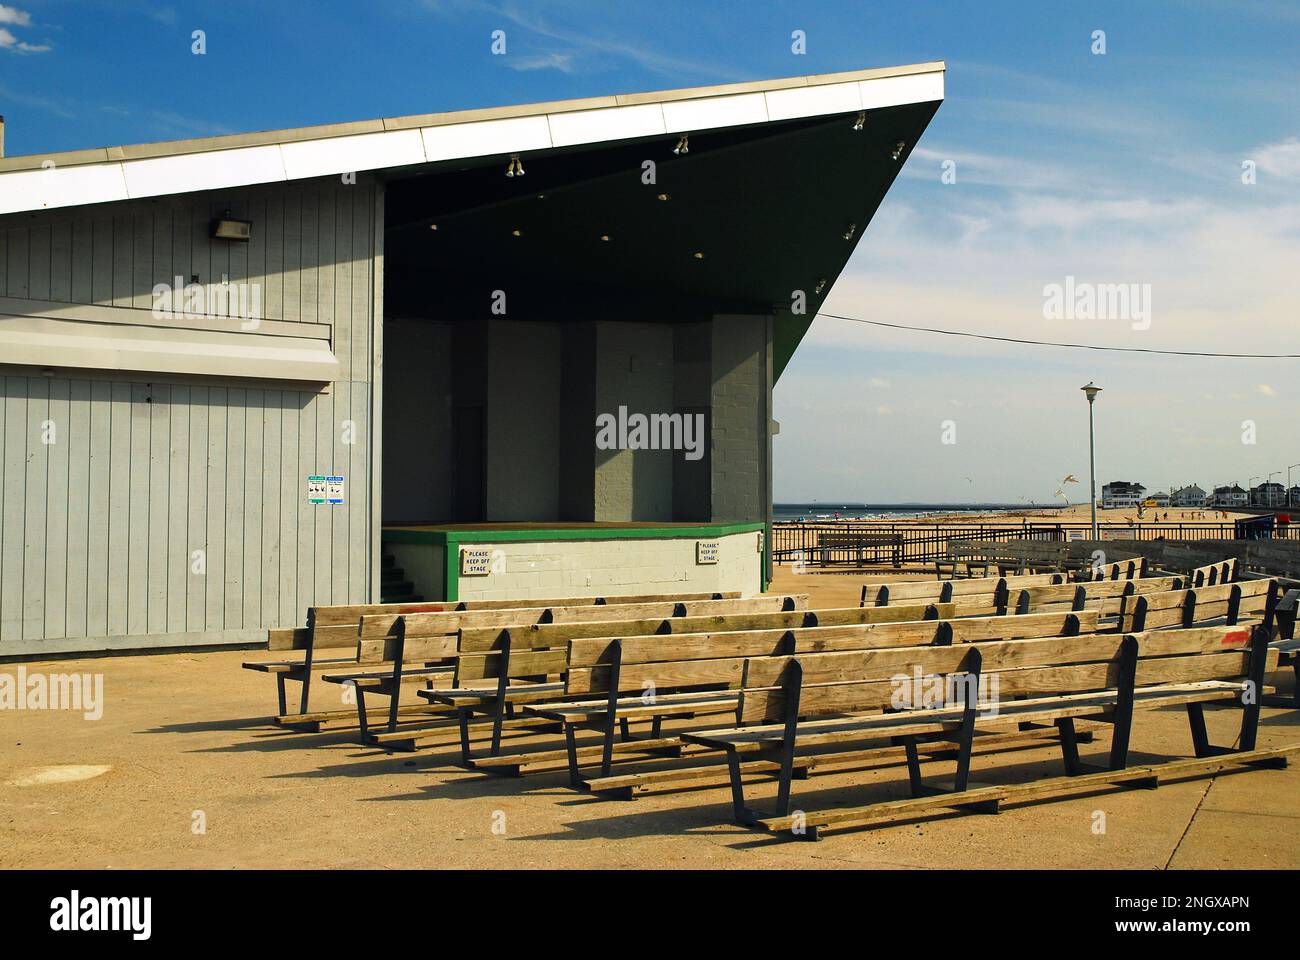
[686,680,1246,753]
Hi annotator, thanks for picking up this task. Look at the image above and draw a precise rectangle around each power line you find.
[816,312,1300,359]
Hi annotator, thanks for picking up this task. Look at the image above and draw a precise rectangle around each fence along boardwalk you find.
[771,521,1293,567]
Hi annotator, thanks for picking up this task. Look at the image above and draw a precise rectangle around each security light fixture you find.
[600,235,611,242]
[672,136,689,155]
[890,141,906,161]
[211,212,251,242]
[657,193,670,201]
[505,154,525,177]
[843,221,857,240]
[511,229,522,237]
[814,278,827,294]
[852,111,866,131]
[692,251,705,260]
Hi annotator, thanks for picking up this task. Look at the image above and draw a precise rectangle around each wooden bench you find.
[362,598,941,753]
[317,619,461,739]
[1081,557,1147,581]
[469,609,1108,789]
[1011,576,1183,616]
[244,593,802,725]
[1191,557,1237,587]
[863,574,1064,612]
[816,532,904,568]
[683,623,1286,839]
[1117,579,1278,633]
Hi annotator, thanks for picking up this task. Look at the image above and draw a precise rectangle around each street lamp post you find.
[1249,476,1261,507]
[1269,471,1281,507]
[1288,464,1300,508]
[1081,383,1102,540]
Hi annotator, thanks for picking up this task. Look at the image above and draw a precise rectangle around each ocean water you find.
[773,503,1030,522]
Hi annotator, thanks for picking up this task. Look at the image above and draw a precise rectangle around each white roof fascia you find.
[0,64,943,216]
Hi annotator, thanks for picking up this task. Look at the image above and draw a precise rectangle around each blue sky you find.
[3,1,1298,502]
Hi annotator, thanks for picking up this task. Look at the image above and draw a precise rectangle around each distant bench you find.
[815,533,904,568]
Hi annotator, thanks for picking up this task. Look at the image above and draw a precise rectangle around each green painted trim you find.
[384,523,766,602]
[444,537,458,603]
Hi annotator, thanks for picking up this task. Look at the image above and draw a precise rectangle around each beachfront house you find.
[1171,484,1207,507]
[1250,482,1288,507]
[1290,486,1300,508]
[1211,484,1250,508]
[1101,481,1146,509]
[1145,491,1171,508]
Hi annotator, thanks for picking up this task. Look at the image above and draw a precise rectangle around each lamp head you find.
[1081,382,1102,403]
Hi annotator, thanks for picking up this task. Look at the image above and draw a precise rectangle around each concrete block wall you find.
[594,321,675,521]
[453,529,763,601]
[485,318,561,520]
[710,314,771,524]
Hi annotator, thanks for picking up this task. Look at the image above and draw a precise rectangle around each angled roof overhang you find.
[0,61,944,379]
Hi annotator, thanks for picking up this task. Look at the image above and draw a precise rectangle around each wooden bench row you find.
[865,572,1180,615]
[700,623,1286,838]
[242,592,800,721]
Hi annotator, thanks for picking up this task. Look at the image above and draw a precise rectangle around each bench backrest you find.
[1084,558,1147,581]
[863,573,1069,608]
[1013,576,1183,614]
[1191,557,1237,587]
[307,591,742,625]
[356,594,807,641]
[456,601,955,653]
[1118,579,1276,632]
[562,608,1106,697]
[737,624,1269,724]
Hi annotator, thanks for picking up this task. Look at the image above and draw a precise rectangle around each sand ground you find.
[2,566,1297,869]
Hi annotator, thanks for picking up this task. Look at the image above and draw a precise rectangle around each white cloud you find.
[1254,138,1300,179]
[1258,384,1278,396]
[0,4,31,26]
[0,6,48,52]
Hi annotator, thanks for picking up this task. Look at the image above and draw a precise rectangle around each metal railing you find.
[770,521,1296,567]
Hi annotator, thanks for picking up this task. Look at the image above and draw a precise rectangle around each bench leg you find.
[386,682,402,734]
[276,674,288,717]
[565,723,585,791]
[355,689,370,742]
[458,707,475,765]
[725,749,755,825]
[298,669,312,715]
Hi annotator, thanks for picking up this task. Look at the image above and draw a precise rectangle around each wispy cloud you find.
[419,0,736,81]
[1253,137,1300,179]
[0,3,48,51]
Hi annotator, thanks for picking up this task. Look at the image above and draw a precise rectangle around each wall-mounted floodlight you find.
[211,213,251,241]
[672,136,689,155]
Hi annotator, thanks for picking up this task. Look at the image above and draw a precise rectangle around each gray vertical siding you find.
[0,176,378,655]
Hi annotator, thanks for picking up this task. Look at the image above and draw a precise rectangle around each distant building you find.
[1211,484,1249,507]
[1289,486,1300,508]
[1250,482,1287,507]
[1102,481,1146,508]
[1171,484,1207,507]
[1145,491,1171,508]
